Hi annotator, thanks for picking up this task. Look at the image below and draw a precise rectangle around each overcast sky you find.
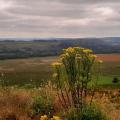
[0,0,120,38]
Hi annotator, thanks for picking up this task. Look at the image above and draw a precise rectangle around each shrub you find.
[32,96,54,116]
[81,105,107,120]
[52,47,102,109]
[112,77,119,83]
[66,105,107,120]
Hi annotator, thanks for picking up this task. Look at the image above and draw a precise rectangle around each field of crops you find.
[0,54,119,88]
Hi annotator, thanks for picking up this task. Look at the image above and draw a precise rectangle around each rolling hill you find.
[0,37,120,59]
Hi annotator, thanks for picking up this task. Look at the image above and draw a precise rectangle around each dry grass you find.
[0,88,32,120]
[0,85,55,120]
[0,87,119,120]
[92,89,120,120]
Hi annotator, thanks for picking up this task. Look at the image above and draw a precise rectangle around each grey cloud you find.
[52,0,120,4]
[0,0,120,38]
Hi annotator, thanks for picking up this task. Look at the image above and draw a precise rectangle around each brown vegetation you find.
[0,88,119,120]
[97,54,120,62]
[0,89,32,120]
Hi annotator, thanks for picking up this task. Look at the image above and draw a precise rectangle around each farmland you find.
[0,54,119,88]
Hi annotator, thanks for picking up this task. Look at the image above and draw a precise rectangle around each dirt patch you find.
[97,54,120,62]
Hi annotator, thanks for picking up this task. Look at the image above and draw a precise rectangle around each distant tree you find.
[112,77,119,83]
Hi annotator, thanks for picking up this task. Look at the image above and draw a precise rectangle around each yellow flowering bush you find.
[52,47,103,109]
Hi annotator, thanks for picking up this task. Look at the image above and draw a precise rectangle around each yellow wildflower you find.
[40,115,48,120]
[52,62,62,67]
[83,49,93,54]
[65,53,69,57]
[90,54,97,59]
[65,47,75,53]
[51,116,61,120]
[60,53,70,61]
[53,73,58,78]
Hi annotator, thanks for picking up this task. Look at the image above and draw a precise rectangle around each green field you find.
[0,56,119,88]
[0,57,56,88]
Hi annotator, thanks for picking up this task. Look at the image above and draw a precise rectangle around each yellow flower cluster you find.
[60,47,98,63]
[60,53,69,59]
[51,116,61,120]
[65,47,75,53]
[89,54,97,59]
[40,115,61,120]
[83,49,93,54]
[52,62,62,67]
[61,47,79,60]
[53,73,58,78]
[40,115,48,120]
[63,47,94,54]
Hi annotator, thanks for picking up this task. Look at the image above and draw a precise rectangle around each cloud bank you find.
[0,0,120,38]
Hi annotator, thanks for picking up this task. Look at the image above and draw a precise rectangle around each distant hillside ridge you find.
[0,37,120,59]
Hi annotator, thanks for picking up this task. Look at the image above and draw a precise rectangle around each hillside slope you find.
[0,37,120,59]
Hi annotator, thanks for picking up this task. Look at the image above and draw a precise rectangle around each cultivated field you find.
[0,54,119,88]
